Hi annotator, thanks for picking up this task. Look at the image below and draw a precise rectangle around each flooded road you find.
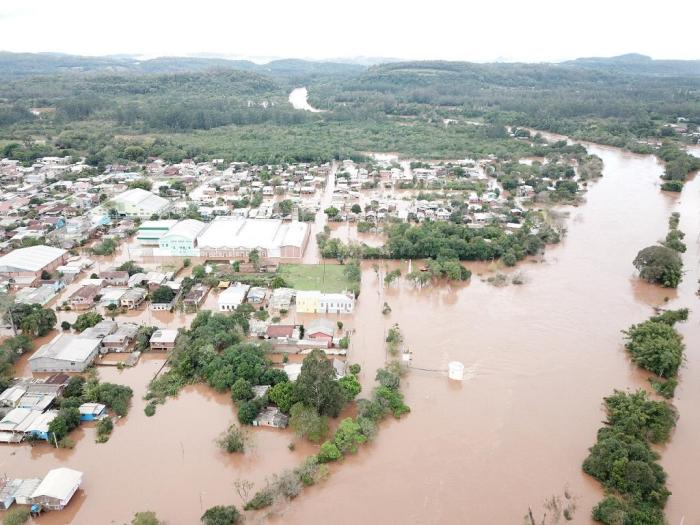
[2,141,700,524]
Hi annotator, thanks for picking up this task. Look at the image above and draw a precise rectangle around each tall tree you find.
[294,350,345,417]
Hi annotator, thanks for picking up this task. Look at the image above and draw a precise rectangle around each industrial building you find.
[0,245,68,287]
[196,217,309,260]
[28,333,101,373]
[157,219,206,256]
[111,188,170,218]
[136,220,177,245]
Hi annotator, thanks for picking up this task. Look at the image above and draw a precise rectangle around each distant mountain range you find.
[560,53,700,76]
[0,52,366,79]
[0,51,698,79]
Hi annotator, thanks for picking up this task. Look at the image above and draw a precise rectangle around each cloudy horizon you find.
[1,0,699,63]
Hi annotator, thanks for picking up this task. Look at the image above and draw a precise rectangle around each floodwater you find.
[2,354,317,525]
[3,141,700,524]
[288,88,323,113]
[274,143,700,525]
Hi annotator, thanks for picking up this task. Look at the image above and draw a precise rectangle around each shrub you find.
[604,390,677,444]
[374,386,410,418]
[72,311,103,332]
[96,417,114,443]
[217,425,247,453]
[623,319,684,378]
[660,180,683,192]
[375,368,400,389]
[244,489,274,510]
[3,507,30,525]
[289,403,328,443]
[649,378,678,399]
[201,505,240,525]
[317,441,342,463]
[294,455,329,487]
[339,374,361,401]
[131,511,163,525]
[333,418,366,455]
[144,402,156,417]
[273,470,302,500]
[237,400,260,425]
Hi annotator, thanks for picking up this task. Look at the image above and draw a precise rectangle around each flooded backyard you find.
[1,141,700,524]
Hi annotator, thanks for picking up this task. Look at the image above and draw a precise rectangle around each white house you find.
[218,283,250,311]
[29,468,82,510]
[319,293,355,314]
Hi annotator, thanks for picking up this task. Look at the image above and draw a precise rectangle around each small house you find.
[99,271,129,286]
[247,286,267,304]
[29,468,82,511]
[252,406,289,429]
[183,284,209,309]
[101,323,138,353]
[218,283,250,311]
[265,325,296,341]
[306,319,335,346]
[149,329,179,351]
[120,288,147,309]
[68,285,99,311]
[79,403,106,421]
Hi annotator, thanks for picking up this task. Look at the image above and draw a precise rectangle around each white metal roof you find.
[113,188,169,213]
[31,468,82,501]
[196,217,308,250]
[161,219,206,241]
[218,283,250,304]
[0,245,67,273]
[29,333,101,364]
[149,329,179,344]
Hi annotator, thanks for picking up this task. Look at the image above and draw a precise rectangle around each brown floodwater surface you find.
[2,143,700,524]
[273,143,700,525]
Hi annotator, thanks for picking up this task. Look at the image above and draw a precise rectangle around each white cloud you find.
[0,0,698,62]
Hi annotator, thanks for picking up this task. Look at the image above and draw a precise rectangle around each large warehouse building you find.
[196,217,310,259]
[28,333,101,373]
[111,188,170,218]
[0,245,68,287]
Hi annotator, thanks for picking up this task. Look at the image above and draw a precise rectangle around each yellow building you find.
[295,291,321,313]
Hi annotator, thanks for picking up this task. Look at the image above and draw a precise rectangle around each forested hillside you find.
[0,53,698,166]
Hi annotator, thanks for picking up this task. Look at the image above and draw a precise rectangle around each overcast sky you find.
[1,0,698,62]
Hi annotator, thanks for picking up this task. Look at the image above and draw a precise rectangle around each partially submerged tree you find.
[633,245,683,288]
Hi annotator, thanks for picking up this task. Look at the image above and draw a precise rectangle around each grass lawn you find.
[278,263,351,293]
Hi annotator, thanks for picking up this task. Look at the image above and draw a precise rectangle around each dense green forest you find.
[0,52,698,165]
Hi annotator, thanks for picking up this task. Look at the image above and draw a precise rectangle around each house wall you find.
[159,235,197,256]
[29,349,98,373]
[307,333,333,346]
[319,298,354,314]
[150,342,175,351]
[0,252,68,285]
[296,295,320,314]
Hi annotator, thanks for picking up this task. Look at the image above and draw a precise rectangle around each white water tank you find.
[448,361,465,381]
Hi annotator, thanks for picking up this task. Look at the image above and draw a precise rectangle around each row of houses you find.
[0,374,106,444]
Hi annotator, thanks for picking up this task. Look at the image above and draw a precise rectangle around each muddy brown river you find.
[2,141,699,524]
